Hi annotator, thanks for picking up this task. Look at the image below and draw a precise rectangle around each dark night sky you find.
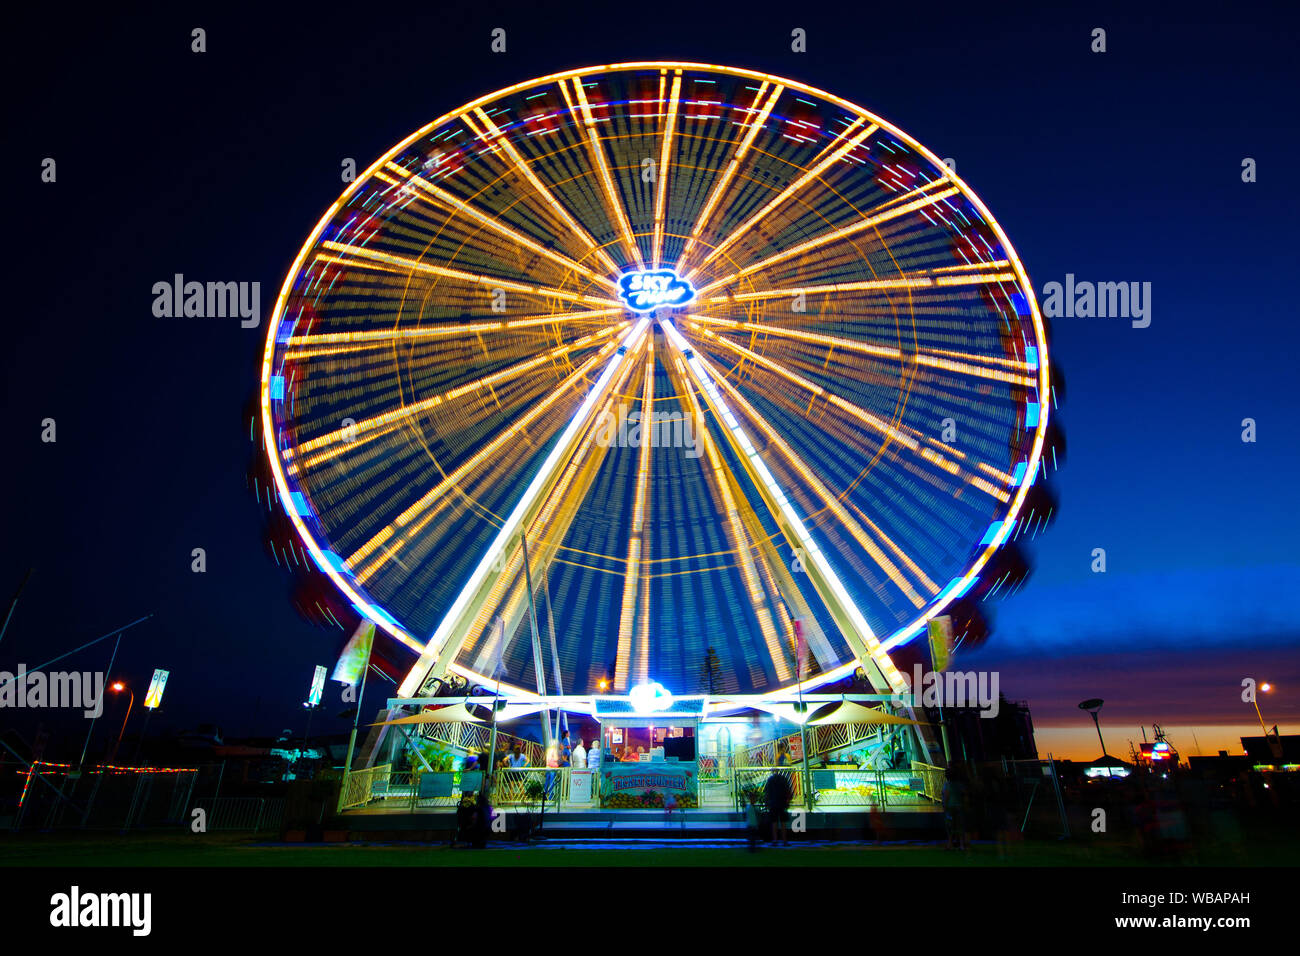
[4,1,1298,758]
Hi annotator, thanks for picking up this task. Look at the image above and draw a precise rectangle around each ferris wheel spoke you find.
[347,341,625,584]
[661,318,908,696]
[651,70,683,269]
[698,262,1018,306]
[397,318,652,697]
[666,349,794,684]
[289,326,624,470]
[463,107,624,277]
[690,348,941,605]
[680,118,878,283]
[377,162,620,292]
[683,323,1014,502]
[563,77,645,271]
[694,181,962,297]
[456,338,648,673]
[281,309,624,362]
[315,241,620,309]
[676,82,783,272]
[613,342,655,691]
[683,314,1037,388]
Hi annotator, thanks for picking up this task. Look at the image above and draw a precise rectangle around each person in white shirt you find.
[572,738,587,769]
[588,740,601,770]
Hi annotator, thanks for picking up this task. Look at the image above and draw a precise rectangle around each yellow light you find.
[652,71,682,268]
[695,186,961,296]
[677,82,781,270]
[570,77,645,270]
[683,118,877,280]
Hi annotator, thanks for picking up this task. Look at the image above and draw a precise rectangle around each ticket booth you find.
[592,696,702,809]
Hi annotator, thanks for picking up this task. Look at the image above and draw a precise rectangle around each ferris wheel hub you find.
[616,268,697,313]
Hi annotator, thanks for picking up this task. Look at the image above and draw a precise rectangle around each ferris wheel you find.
[258,62,1054,704]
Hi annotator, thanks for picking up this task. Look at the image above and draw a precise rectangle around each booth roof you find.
[807,700,921,727]
[369,703,485,726]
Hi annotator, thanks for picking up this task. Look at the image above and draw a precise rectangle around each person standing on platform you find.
[588,739,601,771]
[572,737,587,769]
[664,791,682,829]
[943,761,969,851]
[775,739,793,767]
[745,792,761,851]
[764,770,792,845]
[472,788,492,849]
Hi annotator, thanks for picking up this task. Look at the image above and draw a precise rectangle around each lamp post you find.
[109,681,134,765]
[1079,698,1106,757]
[300,702,320,779]
[1251,682,1273,736]
[1251,682,1283,762]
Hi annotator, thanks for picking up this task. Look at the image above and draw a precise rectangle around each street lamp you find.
[1250,681,1274,736]
[109,681,135,765]
[1079,698,1106,757]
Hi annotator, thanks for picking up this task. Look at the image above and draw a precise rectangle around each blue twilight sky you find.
[3,2,1298,755]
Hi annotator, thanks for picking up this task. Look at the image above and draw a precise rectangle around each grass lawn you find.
[0,831,1281,867]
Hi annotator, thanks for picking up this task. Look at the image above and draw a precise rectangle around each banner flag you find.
[927,615,953,672]
[332,620,375,685]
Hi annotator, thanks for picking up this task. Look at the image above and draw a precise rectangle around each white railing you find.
[340,762,392,809]
[341,753,940,813]
[911,762,944,803]
[342,766,574,812]
[416,721,545,766]
[739,722,883,767]
[201,796,286,831]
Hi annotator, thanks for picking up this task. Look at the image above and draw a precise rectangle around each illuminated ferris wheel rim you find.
[258,61,1051,701]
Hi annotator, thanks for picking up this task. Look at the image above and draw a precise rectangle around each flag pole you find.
[928,618,953,764]
[520,533,552,752]
[794,619,813,811]
[485,616,505,792]
[337,623,376,813]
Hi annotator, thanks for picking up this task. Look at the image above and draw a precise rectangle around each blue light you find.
[269,375,286,400]
[617,269,697,313]
[880,619,926,651]
[629,681,674,713]
[937,574,979,602]
[1025,402,1040,427]
[980,521,1004,546]
[314,550,347,574]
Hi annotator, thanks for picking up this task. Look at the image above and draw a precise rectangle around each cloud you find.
[964,640,1300,725]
